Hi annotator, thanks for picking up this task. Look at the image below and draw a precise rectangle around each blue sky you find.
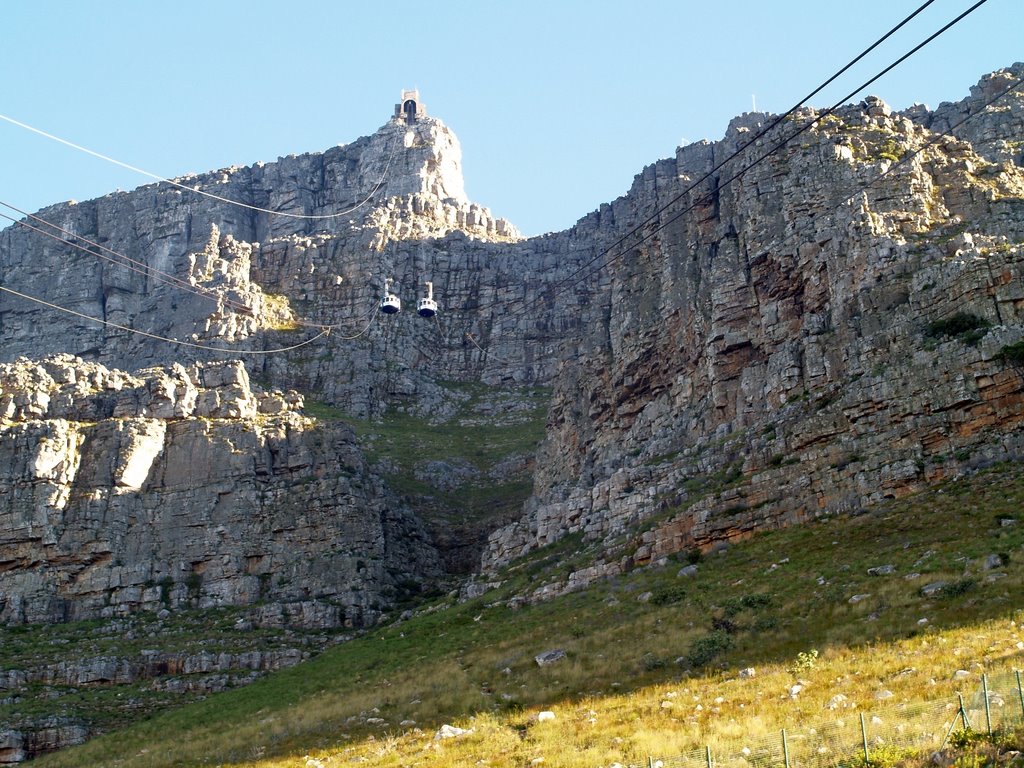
[1,0,1020,236]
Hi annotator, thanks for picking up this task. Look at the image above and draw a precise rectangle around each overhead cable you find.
[0,284,331,355]
[0,203,374,333]
[491,0,988,327]
[0,114,402,220]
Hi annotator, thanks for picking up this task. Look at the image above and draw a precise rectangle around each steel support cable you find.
[0,205,378,333]
[330,303,379,341]
[470,71,1024,358]
[489,0,988,328]
[0,207,233,305]
[643,0,994,257]
[515,0,938,311]
[0,115,403,220]
[0,283,331,355]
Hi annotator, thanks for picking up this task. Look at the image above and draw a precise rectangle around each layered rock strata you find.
[3,67,1024,620]
[0,354,440,626]
[482,66,1024,592]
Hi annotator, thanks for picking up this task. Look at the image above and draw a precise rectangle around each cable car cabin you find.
[380,278,401,314]
[417,281,438,318]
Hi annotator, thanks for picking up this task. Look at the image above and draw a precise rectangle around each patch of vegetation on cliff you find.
[33,461,1024,768]
[925,312,991,346]
[335,383,551,572]
[0,606,346,738]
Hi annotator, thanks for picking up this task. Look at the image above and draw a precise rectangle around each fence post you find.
[941,693,973,749]
[860,712,870,765]
[983,673,992,734]
[782,728,790,768]
[1016,669,1024,721]
[706,744,713,768]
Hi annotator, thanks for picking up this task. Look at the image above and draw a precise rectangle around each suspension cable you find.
[0,284,332,355]
[0,114,403,220]
[491,0,989,328]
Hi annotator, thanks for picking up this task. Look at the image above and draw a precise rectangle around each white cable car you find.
[417,281,438,318]
[380,277,401,314]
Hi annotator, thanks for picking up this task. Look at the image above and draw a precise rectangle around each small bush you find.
[722,593,773,616]
[711,616,740,634]
[878,139,902,163]
[788,648,819,674]
[938,578,977,599]
[650,586,688,606]
[641,653,666,671]
[998,341,1024,365]
[926,313,990,339]
[842,744,918,768]
[687,630,733,667]
[949,728,988,749]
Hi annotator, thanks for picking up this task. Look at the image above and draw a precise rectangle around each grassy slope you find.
[308,384,550,572]
[0,608,347,736]
[30,461,1024,768]
[0,385,548,742]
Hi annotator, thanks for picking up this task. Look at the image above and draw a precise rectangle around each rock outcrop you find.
[3,66,1024,619]
[482,65,1024,592]
[0,354,439,627]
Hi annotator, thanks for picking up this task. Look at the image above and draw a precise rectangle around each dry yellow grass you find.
[31,463,1024,768]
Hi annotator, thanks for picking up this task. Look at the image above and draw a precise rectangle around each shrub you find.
[711,616,740,634]
[641,653,666,671]
[722,593,773,616]
[938,578,977,599]
[789,648,819,674]
[878,139,902,163]
[687,630,733,667]
[926,313,990,339]
[998,341,1024,365]
[650,586,688,606]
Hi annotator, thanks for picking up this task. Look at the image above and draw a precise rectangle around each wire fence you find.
[634,670,1024,768]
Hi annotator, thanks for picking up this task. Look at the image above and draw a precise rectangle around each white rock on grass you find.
[435,724,474,740]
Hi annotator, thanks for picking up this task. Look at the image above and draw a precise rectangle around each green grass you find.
[0,606,348,736]
[302,383,551,572]
[27,461,1024,768]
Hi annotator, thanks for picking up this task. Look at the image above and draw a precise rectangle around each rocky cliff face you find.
[0,354,439,627]
[0,114,565,417]
[3,64,1024,765]
[482,65,1024,594]
[3,67,1024,625]
[0,109,576,630]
